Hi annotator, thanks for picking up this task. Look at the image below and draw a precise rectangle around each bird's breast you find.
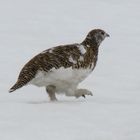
[29,66,94,89]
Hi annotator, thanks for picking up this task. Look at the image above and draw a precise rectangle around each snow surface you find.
[0,0,140,140]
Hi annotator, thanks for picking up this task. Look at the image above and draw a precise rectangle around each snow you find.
[0,0,140,140]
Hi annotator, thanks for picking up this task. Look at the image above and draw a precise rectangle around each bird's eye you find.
[101,32,104,35]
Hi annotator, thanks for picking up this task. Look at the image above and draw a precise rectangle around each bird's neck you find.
[82,37,99,48]
[81,38,99,54]
[80,38,99,69]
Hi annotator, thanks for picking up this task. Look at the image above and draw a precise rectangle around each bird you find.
[9,29,109,101]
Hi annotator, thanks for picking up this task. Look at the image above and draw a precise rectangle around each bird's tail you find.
[9,80,25,93]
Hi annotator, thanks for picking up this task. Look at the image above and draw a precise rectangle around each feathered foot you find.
[75,89,93,98]
[46,85,57,101]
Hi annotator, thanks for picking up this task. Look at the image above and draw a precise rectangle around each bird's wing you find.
[38,44,81,71]
[9,44,81,92]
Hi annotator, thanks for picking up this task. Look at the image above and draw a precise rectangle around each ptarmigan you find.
[9,29,109,101]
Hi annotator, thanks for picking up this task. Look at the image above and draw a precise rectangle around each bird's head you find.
[86,29,110,46]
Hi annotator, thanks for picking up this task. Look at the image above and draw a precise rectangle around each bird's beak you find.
[106,33,110,37]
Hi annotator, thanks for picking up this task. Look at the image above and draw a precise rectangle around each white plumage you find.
[30,66,93,96]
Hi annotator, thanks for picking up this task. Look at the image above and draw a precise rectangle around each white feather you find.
[79,56,84,61]
[78,44,86,54]
[29,66,93,96]
[69,56,77,64]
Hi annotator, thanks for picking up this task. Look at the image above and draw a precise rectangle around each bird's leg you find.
[74,89,93,98]
[46,85,57,101]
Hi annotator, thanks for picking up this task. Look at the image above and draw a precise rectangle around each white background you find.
[0,0,140,140]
